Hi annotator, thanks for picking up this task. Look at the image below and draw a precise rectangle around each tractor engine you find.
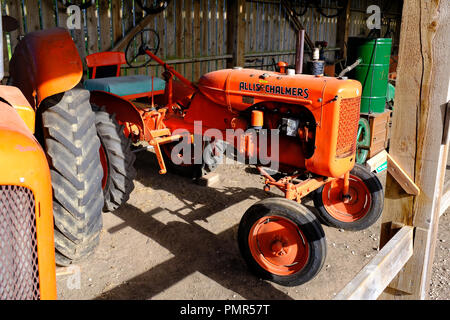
[195,68,362,178]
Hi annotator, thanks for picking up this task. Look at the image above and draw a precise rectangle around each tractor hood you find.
[197,68,361,111]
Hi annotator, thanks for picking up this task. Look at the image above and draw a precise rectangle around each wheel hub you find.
[248,215,310,276]
[271,239,287,256]
[322,176,371,222]
[341,187,357,204]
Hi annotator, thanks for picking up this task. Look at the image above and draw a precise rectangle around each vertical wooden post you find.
[193,0,201,79]
[41,0,57,29]
[379,0,450,300]
[226,0,246,68]
[86,4,99,55]
[98,0,111,52]
[335,0,351,61]
[217,0,225,70]
[24,0,41,32]
[71,5,86,73]
[185,0,193,80]
[201,0,209,74]
[112,0,122,47]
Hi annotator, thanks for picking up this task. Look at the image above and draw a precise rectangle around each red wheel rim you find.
[248,215,309,276]
[322,175,371,222]
[99,145,108,190]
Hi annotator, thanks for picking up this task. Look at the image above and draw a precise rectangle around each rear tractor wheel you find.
[312,163,384,231]
[40,88,104,266]
[93,105,136,212]
[238,198,327,286]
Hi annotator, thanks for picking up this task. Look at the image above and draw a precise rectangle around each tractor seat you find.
[84,75,166,98]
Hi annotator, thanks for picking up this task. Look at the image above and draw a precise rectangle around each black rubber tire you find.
[312,163,384,231]
[238,198,327,286]
[40,88,104,266]
[92,105,136,212]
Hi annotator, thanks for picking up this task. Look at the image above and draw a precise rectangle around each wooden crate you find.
[368,110,391,158]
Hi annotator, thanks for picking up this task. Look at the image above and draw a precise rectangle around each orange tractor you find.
[81,29,384,286]
[8,28,118,266]
[0,14,56,299]
[0,87,57,300]
[8,26,383,286]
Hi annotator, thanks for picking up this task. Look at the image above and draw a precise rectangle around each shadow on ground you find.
[96,151,294,300]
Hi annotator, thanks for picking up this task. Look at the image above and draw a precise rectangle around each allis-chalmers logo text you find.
[239,82,310,99]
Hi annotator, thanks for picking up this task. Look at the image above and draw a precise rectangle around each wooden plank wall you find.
[1,0,402,80]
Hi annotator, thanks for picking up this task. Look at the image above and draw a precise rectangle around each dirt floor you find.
[56,149,450,300]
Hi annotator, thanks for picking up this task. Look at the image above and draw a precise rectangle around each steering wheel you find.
[136,0,171,15]
[292,0,308,17]
[316,0,347,18]
[125,29,160,68]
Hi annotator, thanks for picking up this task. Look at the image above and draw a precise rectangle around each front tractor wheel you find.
[313,163,384,231]
[40,88,104,266]
[238,198,327,286]
[93,105,136,212]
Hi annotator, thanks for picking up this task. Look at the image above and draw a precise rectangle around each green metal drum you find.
[348,37,392,114]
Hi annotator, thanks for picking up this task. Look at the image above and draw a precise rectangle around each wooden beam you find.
[193,0,201,78]
[98,0,111,52]
[86,3,99,55]
[379,0,450,300]
[185,0,193,80]
[387,153,420,196]
[41,0,56,29]
[439,187,450,217]
[111,0,122,47]
[334,226,414,300]
[24,0,41,32]
[335,0,351,60]
[226,0,246,68]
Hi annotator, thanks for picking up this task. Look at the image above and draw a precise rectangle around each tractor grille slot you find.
[336,97,361,158]
[0,185,40,300]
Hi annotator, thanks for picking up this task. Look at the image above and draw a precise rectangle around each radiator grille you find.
[0,185,40,300]
[336,97,361,158]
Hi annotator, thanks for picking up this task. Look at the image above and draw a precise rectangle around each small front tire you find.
[238,198,327,286]
[312,163,384,231]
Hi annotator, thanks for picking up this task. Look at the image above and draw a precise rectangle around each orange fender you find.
[9,28,83,109]
[89,90,147,140]
[0,101,56,299]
